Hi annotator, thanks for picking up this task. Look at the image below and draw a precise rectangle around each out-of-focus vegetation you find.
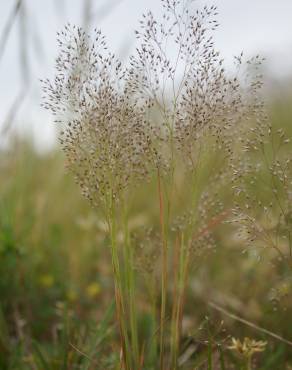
[0,97,292,369]
[1,1,292,369]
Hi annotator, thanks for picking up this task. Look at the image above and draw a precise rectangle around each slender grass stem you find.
[157,169,168,370]
[171,232,191,369]
[123,206,139,367]
[246,355,252,370]
[108,204,131,369]
[170,236,180,369]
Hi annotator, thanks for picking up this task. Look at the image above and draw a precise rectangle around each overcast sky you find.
[0,0,292,150]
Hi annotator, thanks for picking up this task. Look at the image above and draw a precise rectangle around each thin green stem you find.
[158,169,168,370]
[123,206,139,367]
[170,232,190,369]
[246,355,252,370]
[170,236,180,369]
[108,204,131,370]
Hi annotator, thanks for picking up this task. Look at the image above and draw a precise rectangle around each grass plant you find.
[0,0,291,369]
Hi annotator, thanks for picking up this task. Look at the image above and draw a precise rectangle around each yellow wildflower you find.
[86,282,101,298]
[39,274,54,288]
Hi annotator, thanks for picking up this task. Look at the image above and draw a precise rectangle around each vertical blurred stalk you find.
[0,90,25,136]
[18,0,29,87]
[0,0,22,62]
[0,0,26,137]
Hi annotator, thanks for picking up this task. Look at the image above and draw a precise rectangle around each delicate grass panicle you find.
[42,0,264,369]
[230,118,292,264]
[230,120,292,310]
[42,26,156,211]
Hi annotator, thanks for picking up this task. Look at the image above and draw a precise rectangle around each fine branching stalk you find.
[42,0,264,368]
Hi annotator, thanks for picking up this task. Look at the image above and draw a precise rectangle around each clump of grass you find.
[42,0,264,368]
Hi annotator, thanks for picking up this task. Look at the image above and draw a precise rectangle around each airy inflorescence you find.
[42,0,263,213]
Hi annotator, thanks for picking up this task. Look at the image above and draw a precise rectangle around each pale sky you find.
[0,0,292,150]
